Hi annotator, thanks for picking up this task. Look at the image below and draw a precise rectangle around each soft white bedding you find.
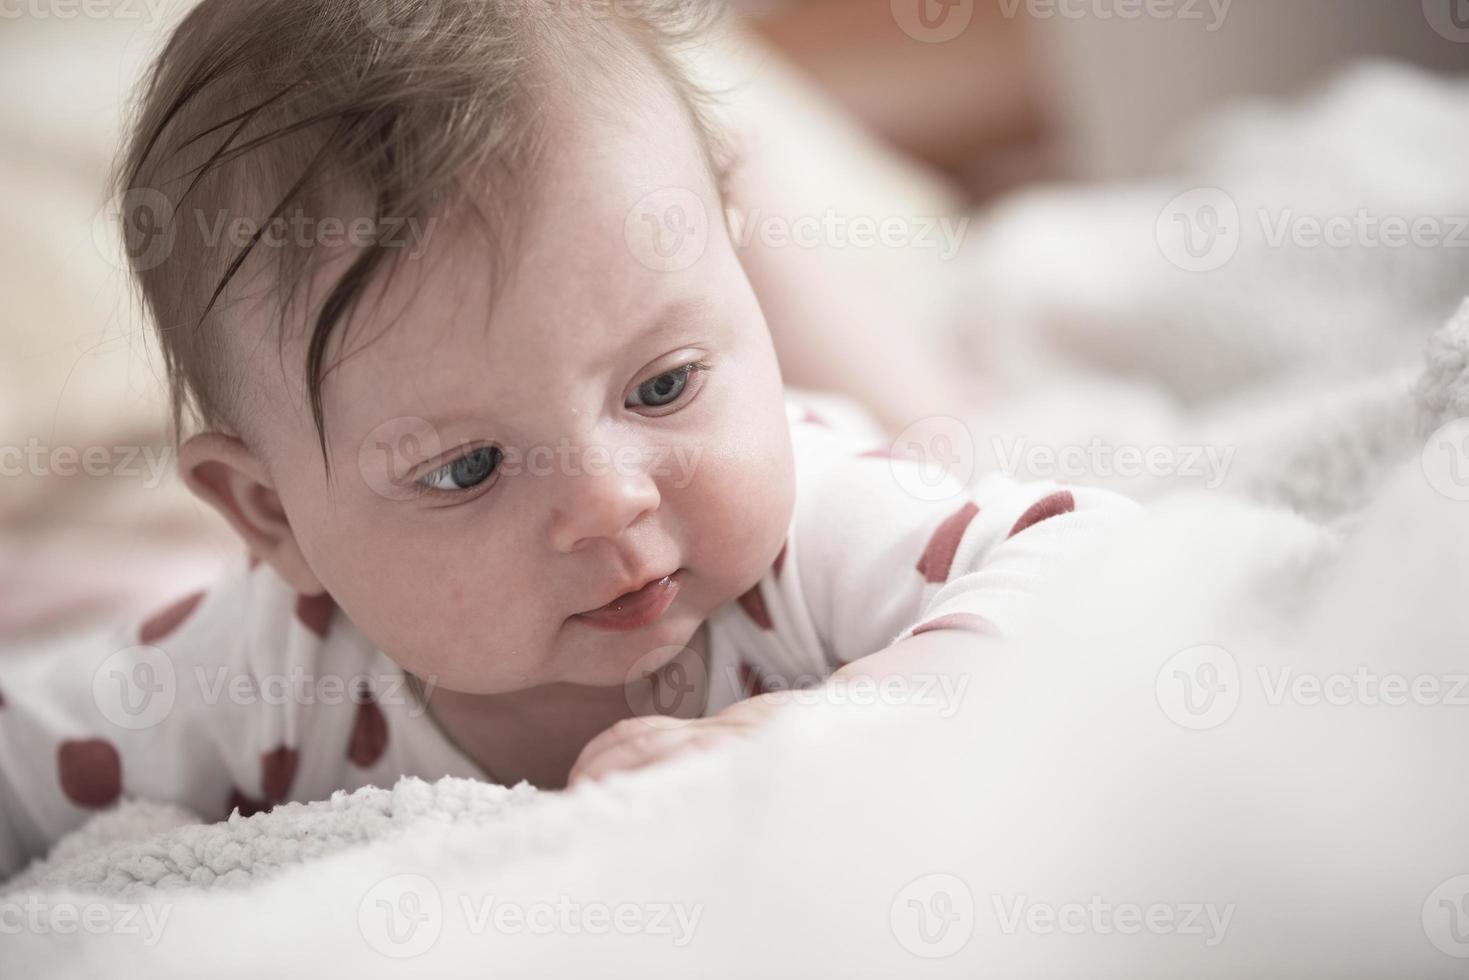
[4,412,1468,976]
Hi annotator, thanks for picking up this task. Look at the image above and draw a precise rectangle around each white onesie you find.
[0,392,1139,879]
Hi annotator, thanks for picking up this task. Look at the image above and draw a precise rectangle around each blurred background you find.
[738,0,1468,193]
[1,0,1465,639]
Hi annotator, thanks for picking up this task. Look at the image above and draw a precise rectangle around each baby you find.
[0,0,1137,878]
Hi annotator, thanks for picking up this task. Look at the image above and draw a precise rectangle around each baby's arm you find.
[0,596,245,879]
[565,628,999,786]
[0,575,312,879]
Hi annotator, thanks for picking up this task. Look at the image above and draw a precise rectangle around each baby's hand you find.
[567,694,779,786]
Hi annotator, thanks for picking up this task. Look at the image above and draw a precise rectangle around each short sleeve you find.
[0,557,343,881]
[787,415,1142,663]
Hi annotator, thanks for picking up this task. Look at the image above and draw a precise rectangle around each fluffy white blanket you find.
[4,64,1469,978]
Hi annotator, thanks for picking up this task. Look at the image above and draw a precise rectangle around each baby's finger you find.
[570,716,663,774]
[570,727,718,785]
[568,737,665,785]
[568,724,673,784]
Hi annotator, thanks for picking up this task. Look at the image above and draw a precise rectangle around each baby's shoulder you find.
[127,556,338,667]
[107,555,386,730]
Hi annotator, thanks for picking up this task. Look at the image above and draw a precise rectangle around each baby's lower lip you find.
[572,571,681,632]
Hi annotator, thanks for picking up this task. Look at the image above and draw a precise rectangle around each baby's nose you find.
[546,455,661,553]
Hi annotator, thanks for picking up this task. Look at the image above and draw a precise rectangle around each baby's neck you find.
[423,622,710,789]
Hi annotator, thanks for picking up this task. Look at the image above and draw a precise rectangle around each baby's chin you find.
[400,608,706,698]
[548,604,710,690]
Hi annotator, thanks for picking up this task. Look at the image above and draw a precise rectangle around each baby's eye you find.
[419,446,502,493]
[628,364,696,409]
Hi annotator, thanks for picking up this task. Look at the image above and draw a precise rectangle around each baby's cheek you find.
[304,523,517,687]
[687,420,795,588]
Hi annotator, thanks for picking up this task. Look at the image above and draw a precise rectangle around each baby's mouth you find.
[571,570,682,632]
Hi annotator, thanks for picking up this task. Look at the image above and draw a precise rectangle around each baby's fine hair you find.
[113,0,731,461]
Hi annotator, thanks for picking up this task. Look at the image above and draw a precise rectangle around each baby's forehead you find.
[235,38,723,449]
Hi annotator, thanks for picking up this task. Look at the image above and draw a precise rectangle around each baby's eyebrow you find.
[625,295,709,348]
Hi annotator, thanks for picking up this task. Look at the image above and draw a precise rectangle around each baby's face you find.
[246,64,795,694]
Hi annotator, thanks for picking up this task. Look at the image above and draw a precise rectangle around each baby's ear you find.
[178,432,325,597]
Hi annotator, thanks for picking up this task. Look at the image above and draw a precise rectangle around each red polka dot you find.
[859,445,895,459]
[138,591,205,644]
[737,584,773,630]
[801,408,829,428]
[227,788,269,819]
[294,593,335,639]
[910,612,998,638]
[772,542,787,578]
[57,738,122,809]
[260,745,298,802]
[915,502,980,584]
[348,687,389,769]
[1009,491,1075,537]
[738,662,774,697]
